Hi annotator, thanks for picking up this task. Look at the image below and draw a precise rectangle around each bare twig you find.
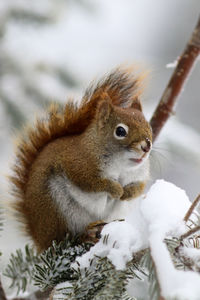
[180,225,200,240]
[150,16,200,142]
[0,276,7,300]
[184,194,200,222]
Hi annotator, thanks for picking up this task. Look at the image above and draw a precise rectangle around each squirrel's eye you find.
[114,123,128,140]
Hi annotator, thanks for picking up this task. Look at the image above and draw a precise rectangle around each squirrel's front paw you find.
[109,182,124,199]
[120,182,145,201]
[102,178,123,199]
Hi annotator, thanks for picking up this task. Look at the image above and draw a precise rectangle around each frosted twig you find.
[180,225,200,240]
[184,194,200,222]
[150,16,200,142]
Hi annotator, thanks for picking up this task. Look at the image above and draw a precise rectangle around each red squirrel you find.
[10,69,152,252]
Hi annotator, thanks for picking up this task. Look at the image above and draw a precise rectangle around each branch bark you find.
[180,225,200,240]
[150,16,200,142]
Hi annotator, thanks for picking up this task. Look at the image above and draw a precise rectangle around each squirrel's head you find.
[94,96,152,167]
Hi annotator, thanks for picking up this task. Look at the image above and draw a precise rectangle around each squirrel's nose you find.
[141,138,151,153]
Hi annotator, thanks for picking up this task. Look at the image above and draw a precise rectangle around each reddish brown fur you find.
[10,69,145,251]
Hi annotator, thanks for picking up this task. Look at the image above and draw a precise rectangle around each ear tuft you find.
[97,99,112,128]
[130,97,143,111]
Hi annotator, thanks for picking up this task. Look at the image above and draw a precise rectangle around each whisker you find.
[149,152,163,177]
[151,149,171,164]
[149,148,174,178]
[153,143,181,157]
[152,145,171,154]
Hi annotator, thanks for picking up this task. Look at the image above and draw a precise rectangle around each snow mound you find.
[75,180,200,300]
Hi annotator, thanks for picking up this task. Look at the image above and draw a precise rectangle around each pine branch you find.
[4,236,92,293]
[150,15,200,142]
[52,257,140,300]
[34,237,91,290]
[140,250,162,300]
[4,244,40,293]
[165,234,200,274]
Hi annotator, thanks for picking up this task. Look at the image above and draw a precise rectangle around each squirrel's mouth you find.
[130,158,143,163]
[129,152,148,164]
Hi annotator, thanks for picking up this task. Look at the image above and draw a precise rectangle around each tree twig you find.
[150,16,200,142]
[180,225,200,240]
[184,194,200,222]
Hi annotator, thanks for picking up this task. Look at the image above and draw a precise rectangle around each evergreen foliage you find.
[140,250,160,300]
[4,237,92,293]
[3,216,200,299]
[4,244,40,293]
[34,237,92,290]
[3,189,200,300]
[4,236,146,299]
[52,257,139,300]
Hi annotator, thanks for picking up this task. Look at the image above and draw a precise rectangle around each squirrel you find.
[10,68,152,252]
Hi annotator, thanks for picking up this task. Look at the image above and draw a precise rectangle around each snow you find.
[166,59,178,69]
[76,221,142,270]
[73,180,200,300]
[181,246,200,268]
[141,179,190,237]
[149,231,200,300]
[52,281,73,300]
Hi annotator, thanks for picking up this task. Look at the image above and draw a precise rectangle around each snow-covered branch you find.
[49,180,200,300]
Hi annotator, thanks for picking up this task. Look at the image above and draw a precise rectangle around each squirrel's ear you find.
[131,97,143,111]
[96,100,112,128]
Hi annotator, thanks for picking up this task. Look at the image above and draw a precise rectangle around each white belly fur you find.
[48,158,149,234]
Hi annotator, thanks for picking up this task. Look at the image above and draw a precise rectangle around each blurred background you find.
[0,0,200,297]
